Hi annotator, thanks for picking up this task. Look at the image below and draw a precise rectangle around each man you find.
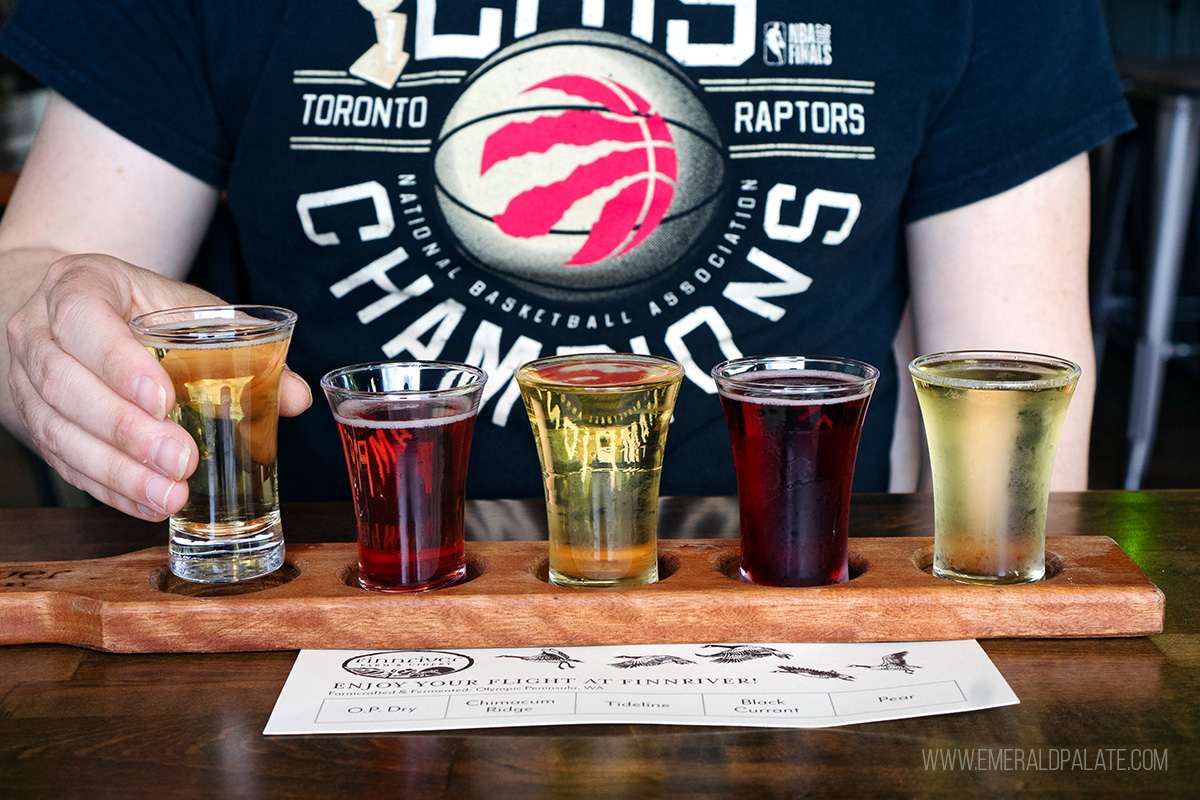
[0,1,1131,520]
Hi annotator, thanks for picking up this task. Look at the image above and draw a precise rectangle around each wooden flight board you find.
[0,537,1164,653]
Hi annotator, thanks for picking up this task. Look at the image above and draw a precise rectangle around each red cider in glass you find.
[713,357,878,587]
[322,362,485,592]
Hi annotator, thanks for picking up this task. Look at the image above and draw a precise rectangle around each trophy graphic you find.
[351,0,410,89]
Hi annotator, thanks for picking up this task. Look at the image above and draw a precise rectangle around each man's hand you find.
[6,253,312,520]
[0,93,311,519]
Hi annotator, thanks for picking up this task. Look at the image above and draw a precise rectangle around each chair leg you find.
[1126,93,1198,490]
[1090,132,1140,366]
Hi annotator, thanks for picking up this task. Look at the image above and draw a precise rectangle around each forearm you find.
[0,92,218,446]
[0,93,313,520]
[906,153,1095,491]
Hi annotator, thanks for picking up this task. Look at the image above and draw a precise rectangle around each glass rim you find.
[129,304,297,342]
[320,360,486,398]
[908,350,1082,390]
[711,354,880,396]
[515,352,684,390]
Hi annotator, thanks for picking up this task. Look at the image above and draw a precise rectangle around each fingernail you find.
[145,475,175,512]
[132,376,168,420]
[151,436,189,481]
[136,503,163,520]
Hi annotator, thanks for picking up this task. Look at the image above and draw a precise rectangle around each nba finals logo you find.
[762,21,834,67]
[433,30,725,298]
[763,22,787,66]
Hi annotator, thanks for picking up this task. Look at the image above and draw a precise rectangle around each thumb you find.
[279,367,312,418]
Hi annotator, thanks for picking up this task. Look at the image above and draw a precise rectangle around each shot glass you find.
[712,355,879,587]
[130,305,297,583]
[909,350,1081,585]
[516,353,684,588]
[321,361,485,593]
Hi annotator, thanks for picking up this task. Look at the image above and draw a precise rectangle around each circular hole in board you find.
[910,544,1065,581]
[530,553,681,587]
[713,549,869,586]
[337,553,487,592]
[149,559,302,597]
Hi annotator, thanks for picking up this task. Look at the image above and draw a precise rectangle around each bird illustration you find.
[848,651,920,675]
[497,648,583,669]
[773,665,856,681]
[695,644,793,663]
[609,654,697,669]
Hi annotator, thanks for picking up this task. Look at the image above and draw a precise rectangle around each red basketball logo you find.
[482,75,677,266]
[434,30,724,297]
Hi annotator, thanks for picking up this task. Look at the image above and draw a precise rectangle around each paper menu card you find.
[264,640,1017,734]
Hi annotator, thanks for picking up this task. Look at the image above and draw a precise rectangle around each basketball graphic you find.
[434,30,725,297]
[485,75,678,267]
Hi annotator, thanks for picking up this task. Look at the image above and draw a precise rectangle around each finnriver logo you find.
[342,650,475,680]
[763,22,833,67]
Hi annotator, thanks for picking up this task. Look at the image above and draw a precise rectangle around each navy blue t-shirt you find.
[1,1,1133,500]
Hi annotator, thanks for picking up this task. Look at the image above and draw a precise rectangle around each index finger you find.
[43,274,176,419]
[42,254,225,416]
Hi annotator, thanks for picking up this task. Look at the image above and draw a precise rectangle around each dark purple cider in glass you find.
[720,371,871,587]
[334,398,476,592]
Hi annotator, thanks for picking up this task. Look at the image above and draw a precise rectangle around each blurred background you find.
[0,1,1195,510]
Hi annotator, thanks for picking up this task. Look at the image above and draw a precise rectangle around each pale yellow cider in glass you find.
[151,325,291,538]
[131,305,296,584]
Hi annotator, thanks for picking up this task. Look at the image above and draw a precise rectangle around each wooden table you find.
[1,491,1196,798]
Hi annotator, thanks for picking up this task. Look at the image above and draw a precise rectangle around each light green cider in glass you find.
[911,355,1078,584]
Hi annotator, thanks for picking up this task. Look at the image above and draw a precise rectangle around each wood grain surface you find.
[0,536,1164,652]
